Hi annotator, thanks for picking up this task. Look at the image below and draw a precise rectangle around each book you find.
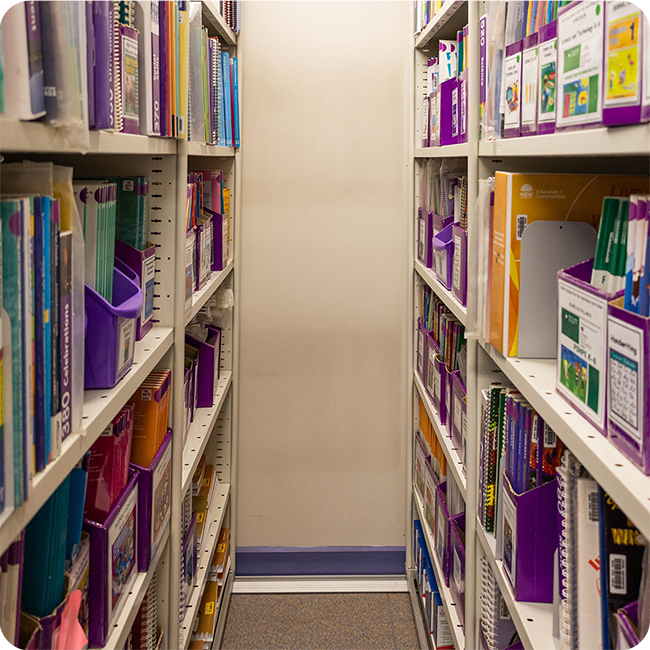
[59,230,73,442]
[93,1,116,130]
[222,51,232,147]
[599,488,645,649]
[231,57,240,147]
[135,0,161,136]
[479,556,517,650]
[49,200,61,462]
[1,3,45,121]
[488,172,648,357]
[1,199,25,507]
[119,24,140,134]
[556,2,604,130]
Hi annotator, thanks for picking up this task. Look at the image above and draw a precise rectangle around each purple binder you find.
[452,224,467,306]
[501,474,557,602]
[151,2,161,134]
[130,430,171,572]
[83,471,139,647]
[607,296,650,475]
[86,2,95,129]
[537,21,557,135]
[115,240,157,341]
[93,1,114,130]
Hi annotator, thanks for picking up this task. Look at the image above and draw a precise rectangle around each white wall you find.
[237,0,410,547]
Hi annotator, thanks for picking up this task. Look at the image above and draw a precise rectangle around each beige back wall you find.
[237,0,410,547]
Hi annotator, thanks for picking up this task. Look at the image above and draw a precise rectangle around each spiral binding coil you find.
[214,37,222,145]
[112,1,124,133]
[480,556,501,650]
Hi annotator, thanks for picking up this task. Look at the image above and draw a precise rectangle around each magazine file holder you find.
[85,266,143,389]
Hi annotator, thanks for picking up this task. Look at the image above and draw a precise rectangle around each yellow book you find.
[177,1,189,140]
[489,172,649,357]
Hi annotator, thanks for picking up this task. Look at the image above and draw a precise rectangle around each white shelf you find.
[180,484,231,650]
[478,339,650,540]
[182,371,234,495]
[415,260,467,326]
[0,326,174,555]
[413,488,465,650]
[102,524,171,650]
[185,261,234,326]
[415,1,467,50]
[201,1,236,45]
[414,371,467,500]
[187,141,236,157]
[0,119,177,155]
[415,144,470,158]
[478,124,650,158]
[475,521,555,650]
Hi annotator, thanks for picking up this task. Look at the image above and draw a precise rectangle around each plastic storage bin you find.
[433,222,455,291]
[85,265,143,389]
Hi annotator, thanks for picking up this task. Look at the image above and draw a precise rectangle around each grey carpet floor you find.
[221,593,419,650]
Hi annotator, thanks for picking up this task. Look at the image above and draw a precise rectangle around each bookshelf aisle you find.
[409,2,650,650]
[0,2,240,649]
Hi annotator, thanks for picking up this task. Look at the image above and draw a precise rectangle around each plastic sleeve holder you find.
[85,265,144,390]
[433,222,455,291]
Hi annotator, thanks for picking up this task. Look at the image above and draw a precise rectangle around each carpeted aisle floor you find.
[221,592,420,650]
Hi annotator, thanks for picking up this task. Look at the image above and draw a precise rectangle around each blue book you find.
[33,196,52,472]
[1,199,24,507]
[66,456,88,561]
[232,57,240,147]
[22,197,34,500]
[222,51,233,147]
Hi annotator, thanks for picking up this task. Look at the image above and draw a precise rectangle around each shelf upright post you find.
[170,140,191,649]
[465,2,481,648]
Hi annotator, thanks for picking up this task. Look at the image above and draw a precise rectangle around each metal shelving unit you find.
[415,260,467,326]
[0,3,239,647]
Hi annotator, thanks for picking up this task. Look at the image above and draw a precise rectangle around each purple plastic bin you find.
[417,319,429,382]
[433,223,455,291]
[85,266,143,390]
[615,601,640,648]
[425,332,438,403]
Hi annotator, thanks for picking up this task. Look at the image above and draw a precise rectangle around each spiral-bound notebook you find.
[479,556,517,650]
[557,451,602,650]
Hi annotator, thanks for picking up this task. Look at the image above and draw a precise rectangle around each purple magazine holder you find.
[451,370,466,466]
[19,613,42,650]
[439,78,457,146]
[557,258,614,434]
[452,224,467,306]
[443,363,453,430]
[425,332,438,402]
[417,208,434,268]
[114,240,156,341]
[615,601,640,648]
[607,295,650,474]
[449,513,466,630]
[85,265,143,389]
[83,470,139,647]
[186,334,219,408]
[501,474,557,602]
[434,482,452,585]
[417,318,429,382]
[130,429,172,572]
[433,222,455,291]
[537,21,558,135]
[432,349,447,425]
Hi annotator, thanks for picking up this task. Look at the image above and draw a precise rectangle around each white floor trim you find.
[232,575,408,594]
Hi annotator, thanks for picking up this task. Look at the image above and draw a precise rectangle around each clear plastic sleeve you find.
[189,2,207,145]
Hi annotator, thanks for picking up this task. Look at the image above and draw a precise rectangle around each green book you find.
[613,200,630,295]
[591,197,620,291]
[606,199,627,295]
[1,199,25,506]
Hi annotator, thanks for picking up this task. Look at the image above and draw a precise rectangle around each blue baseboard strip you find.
[235,546,406,576]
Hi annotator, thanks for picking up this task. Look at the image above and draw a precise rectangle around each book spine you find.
[120,24,140,134]
[232,57,239,147]
[151,1,161,134]
[22,198,34,500]
[33,197,46,473]
[113,1,124,132]
[94,1,115,129]
[86,1,96,130]
[49,200,61,462]
[24,0,45,116]
[222,52,232,147]
[158,0,167,136]
[1,201,25,506]
[59,232,73,441]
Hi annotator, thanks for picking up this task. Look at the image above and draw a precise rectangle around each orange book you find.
[489,173,649,356]
[129,370,172,467]
[195,581,218,639]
